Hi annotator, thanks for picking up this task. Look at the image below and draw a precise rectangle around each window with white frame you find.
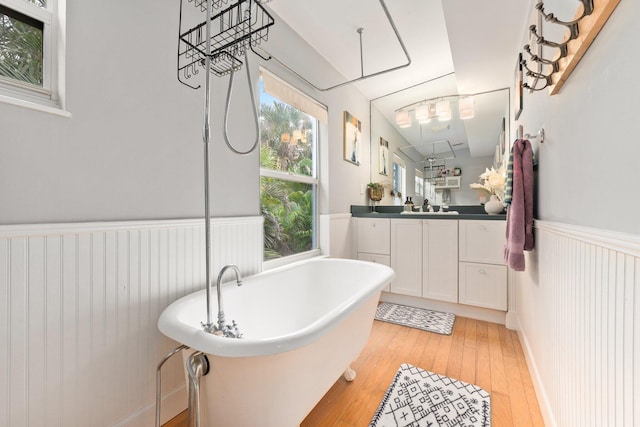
[393,154,406,198]
[0,0,64,109]
[259,68,326,261]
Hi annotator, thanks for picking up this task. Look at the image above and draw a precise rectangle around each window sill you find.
[0,94,71,118]
[262,249,322,271]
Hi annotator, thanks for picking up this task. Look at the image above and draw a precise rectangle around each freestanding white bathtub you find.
[158,256,395,427]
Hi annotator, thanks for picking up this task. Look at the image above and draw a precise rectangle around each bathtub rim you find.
[158,256,395,357]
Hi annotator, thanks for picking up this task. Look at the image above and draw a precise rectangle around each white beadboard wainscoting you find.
[0,217,263,427]
[514,220,639,427]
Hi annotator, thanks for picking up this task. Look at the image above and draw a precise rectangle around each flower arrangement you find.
[470,166,506,201]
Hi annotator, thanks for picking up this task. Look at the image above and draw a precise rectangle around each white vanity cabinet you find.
[422,220,458,303]
[458,220,507,310]
[354,215,509,315]
[356,218,391,290]
[390,219,422,297]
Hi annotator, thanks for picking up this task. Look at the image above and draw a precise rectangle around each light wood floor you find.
[164,317,544,427]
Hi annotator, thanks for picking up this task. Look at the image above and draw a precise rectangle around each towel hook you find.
[518,125,545,144]
[525,128,545,144]
[528,25,569,60]
[535,0,594,41]
[521,59,554,92]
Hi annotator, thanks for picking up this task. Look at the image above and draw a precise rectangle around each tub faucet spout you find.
[203,264,243,338]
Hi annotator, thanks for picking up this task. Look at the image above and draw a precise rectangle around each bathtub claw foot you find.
[343,366,356,382]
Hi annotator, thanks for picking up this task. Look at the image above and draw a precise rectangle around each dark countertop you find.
[351,205,506,221]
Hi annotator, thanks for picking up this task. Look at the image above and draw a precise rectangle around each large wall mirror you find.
[370,73,510,207]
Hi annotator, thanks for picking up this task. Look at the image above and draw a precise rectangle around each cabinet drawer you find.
[459,220,506,264]
[357,253,390,266]
[357,218,390,255]
[357,253,391,292]
[458,262,507,310]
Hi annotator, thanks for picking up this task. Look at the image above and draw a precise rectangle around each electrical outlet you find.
[360,184,364,195]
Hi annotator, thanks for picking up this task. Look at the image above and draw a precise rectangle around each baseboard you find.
[504,310,518,330]
[379,292,507,325]
[517,321,556,427]
[113,384,187,427]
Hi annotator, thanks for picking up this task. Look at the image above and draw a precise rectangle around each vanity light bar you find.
[395,94,477,127]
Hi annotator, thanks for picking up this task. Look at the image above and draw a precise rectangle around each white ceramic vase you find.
[484,194,504,215]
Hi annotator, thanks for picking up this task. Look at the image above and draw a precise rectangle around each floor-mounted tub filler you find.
[162,0,399,424]
[158,257,395,426]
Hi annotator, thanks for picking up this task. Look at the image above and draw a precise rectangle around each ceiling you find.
[263,0,531,158]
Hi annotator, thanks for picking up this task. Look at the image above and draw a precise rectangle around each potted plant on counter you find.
[367,182,384,213]
[367,182,384,201]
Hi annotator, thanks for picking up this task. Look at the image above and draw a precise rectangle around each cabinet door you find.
[357,253,391,292]
[390,219,422,297]
[422,220,458,303]
[356,218,390,255]
[459,262,507,310]
[459,220,506,264]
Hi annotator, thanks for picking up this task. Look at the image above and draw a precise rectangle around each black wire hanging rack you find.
[177,0,274,87]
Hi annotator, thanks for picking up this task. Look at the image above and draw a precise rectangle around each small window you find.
[393,154,406,198]
[259,69,325,261]
[0,0,64,110]
[0,5,44,86]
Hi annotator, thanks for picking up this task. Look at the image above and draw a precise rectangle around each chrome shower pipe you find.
[187,351,210,427]
[155,344,189,427]
[202,0,214,331]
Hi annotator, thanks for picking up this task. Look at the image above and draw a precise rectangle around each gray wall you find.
[3,0,636,234]
[0,0,370,225]
[516,0,640,234]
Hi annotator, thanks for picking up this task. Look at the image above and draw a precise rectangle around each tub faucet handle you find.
[222,320,242,339]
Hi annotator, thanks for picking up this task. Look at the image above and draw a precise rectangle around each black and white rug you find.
[369,363,491,427]
[375,302,455,335]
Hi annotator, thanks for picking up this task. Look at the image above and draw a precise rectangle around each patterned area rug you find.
[369,363,491,427]
[375,302,455,335]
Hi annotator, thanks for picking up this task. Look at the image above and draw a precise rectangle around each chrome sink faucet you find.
[202,264,243,338]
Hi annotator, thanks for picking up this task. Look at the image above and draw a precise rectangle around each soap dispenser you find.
[404,197,413,212]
